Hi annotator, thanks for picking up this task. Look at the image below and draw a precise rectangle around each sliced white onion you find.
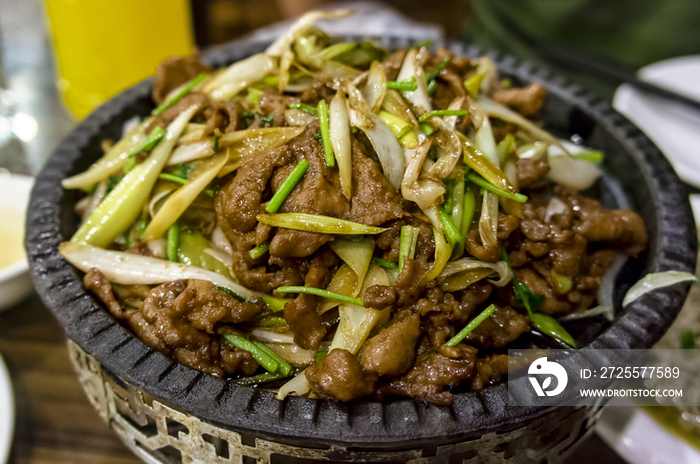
[396,48,431,114]
[479,191,499,248]
[623,271,697,307]
[475,57,498,94]
[427,119,462,179]
[558,305,615,323]
[147,239,167,259]
[474,118,499,166]
[350,110,405,190]
[203,248,233,270]
[361,61,387,113]
[284,109,316,126]
[211,226,232,255]
[547,145,601,191]
[167,139,214,166]
[544,197,568,223]
[203,53,276,100]
[438,258,513,287]
[276,367,312,400]
[250,329,296,344]
[263,343,315,368]
[517,141,549,160]
[329,92,353,199]
[60,242,266,301]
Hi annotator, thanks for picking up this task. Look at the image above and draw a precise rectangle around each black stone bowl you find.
[26,36,696,458]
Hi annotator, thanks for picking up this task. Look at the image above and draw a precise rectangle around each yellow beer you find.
[44,0,195,118]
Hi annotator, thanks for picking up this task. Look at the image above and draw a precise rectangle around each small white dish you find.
[613,56,700,187]
[0,352,13,464]
[0,172,34,312]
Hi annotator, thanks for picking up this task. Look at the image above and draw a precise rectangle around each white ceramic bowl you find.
[0,172,34,312]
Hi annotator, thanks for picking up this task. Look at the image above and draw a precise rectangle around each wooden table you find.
[0,294,140,464]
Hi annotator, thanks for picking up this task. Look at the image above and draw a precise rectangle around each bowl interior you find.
[25,37,697,447]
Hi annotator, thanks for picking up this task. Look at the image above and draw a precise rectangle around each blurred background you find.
[0,0,699,463]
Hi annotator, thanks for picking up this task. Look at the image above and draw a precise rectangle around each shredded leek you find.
[253,341,292,376]
[266,160,309,213]
[439,207,462,246]
[467,172,527,203]
[425,58,449,82]
[275,286,364,307]
[223,334,279,373]
[418,109,470,122]
[387,77,417,91]
[153,73,207,116]
[317,100,335,167]
[445,304,496,346]
[257,213,387,235]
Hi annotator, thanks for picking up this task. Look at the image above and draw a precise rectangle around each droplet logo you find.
[528,357,568,397]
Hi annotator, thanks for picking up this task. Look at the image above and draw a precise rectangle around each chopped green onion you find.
[427,79,438,95]
[247,87,263,105]
[171,163,193,179]
[315,350,328,363]
[241,110,256,119]
[257,213,387,235]
[443,178,455,214]
[573,150,604,164]
[253,341,292,376]
[396,125,413,140]
[530,313,576,347]
[681,330,696,349]
[166,221,180,262]
[445,304,496,346]
[399,225,419,272]
[466,172,528,203]
[425,58,449,82]
[260,112,275,127]
[213,134,221,154]
[123,229,132,250]
[137,217,148,241]
[372,257,398,269]
[313,130,323,141]
[249,243,270,260]
[216,285,248,303]
[317,100,335,167]
[387,76,417,92]
[289,103,318,116]
[418,109,470,123]
[275,286,364,307]
[262,296,291,312]
[439,207,462,246]
[233,371,289,386]
[265,160,310,213]
[105,175,121,195]
[223,334,279,373]
[419,123,435,136]
[159,173,188,185]
[257,316,288,328]
[152,73,207,116]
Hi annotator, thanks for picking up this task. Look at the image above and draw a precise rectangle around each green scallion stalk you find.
[262,296,291,312]
[372,257,398,269]
[123,229,132,250]
[137,217,148,241]
[317,100,336,167]
[265,159,310,213]
[166,221,180,263]
[466,172,528,203]
[159,173,188,185]
[275,286,364,307]
[152,73,207,116]
[399,225,418,272]
[427,79,438,95]
[249,243,270,260]
[425,58,449,82]
[257,316,288,328]
[445,304,496,346]
[439,207,462,246]
[387,76,417,91]
[223,334,279,373]
[443,178,455,214]
[253,342,292,376]
[289,103,318,116]
[216,285,248,303]
[396,125,413,140]
[233,371,289,386]
[315,350,328,363]
[418,109,470,123]
[419,123,435,136]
